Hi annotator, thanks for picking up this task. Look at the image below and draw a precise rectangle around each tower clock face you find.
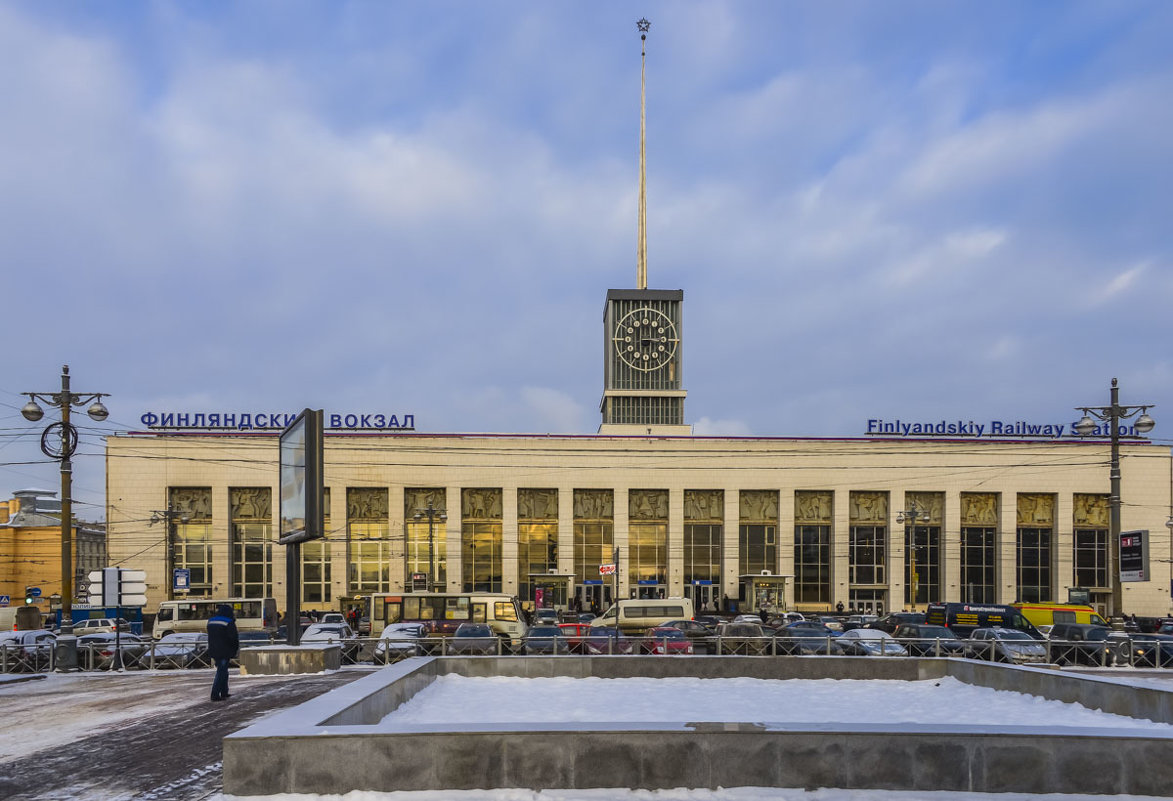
[614,307,679,371]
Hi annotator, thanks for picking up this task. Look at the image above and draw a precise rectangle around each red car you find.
[557,622,593,654]
[643,626,694,655]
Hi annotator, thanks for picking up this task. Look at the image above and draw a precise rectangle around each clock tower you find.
[599,20,691,436]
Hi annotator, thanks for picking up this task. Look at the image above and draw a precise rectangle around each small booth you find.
[738,572,793,616]
[527,571,574,612]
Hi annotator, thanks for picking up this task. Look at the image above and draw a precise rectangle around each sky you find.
[2,1,1173,516]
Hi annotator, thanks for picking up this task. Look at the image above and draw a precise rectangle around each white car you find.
[319,613,345,625]
[836,628,909,656]
[138,632,208,669]
[373,623,428,663]
[0,629,57,671]
[73,618,132,635]
[301,623,360,660]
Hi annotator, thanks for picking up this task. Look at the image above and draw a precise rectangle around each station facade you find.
[104,430,1173,618]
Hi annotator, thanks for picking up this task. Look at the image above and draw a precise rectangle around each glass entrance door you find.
[685,583,718,612]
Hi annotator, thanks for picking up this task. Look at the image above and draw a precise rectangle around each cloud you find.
[693,417,752,437]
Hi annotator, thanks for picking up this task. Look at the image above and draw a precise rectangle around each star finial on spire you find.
[637,18,650,36]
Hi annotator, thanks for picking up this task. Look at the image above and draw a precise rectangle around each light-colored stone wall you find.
[105,433,1173,618]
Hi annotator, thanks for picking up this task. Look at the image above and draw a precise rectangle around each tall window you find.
[168,487,213,598]
[301,487,332,605]
[462,488,503,593]
[230,487,272,598]
[347,488,391,595]
[1073,494,1110,589]
[684,490,722,603]
[903,492,943,606]
[960,493,998,603]
[794,491,832,605]
[518,489,558,604]
[404,489,445,590]
[629,490,668,597]
[573,490,614,607]
[740,490,778,576]
[1017,493,1054,603]
[849,491,887,587]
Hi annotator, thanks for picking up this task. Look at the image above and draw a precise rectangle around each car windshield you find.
[455,624,491,636]
[918,626,955,638]
[994,629,1033,641]
[649,628,684,639]
[529,626,561,636]
[305,625,348,637]
[1084,628,1111,641]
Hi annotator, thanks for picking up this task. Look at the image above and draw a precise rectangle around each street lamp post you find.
[413,501,446,591]
[896,504,925,610]
[21,365,109,670]
[150,506,191,600]
[1074,378,1155,618]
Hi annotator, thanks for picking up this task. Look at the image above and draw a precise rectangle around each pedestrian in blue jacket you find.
[207,604,239,701]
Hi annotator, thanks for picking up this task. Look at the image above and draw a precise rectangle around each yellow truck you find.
[1011,603,1108,629]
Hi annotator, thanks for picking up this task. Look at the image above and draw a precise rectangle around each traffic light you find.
[24,587,34,605]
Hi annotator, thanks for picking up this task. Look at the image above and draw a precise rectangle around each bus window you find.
[472,603,487,623]
[494,602,518,622]
[445,597,470,621]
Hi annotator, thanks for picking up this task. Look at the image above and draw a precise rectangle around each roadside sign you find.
[0,595,9,607]
[30,587,42,598]
[174,568,191,592]
[599,564,616,576]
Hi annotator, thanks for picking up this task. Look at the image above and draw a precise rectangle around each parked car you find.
[836,629,908,656]
[891,624,967,657]
[869,612,926,634]
[716,622,770,655]
[775,621,840,655]
[732,614,764,625]
[966,627,1047,665]
[523,625,567,655]
[533,608,559,625]
[1127,633,1173,668]
[841,614,878,631]
[72,618,133,636]
[139,632,209,669]
[816,616,844,632]
[581,626,637,655]
[0,629,57,671]
[373,623,428,663]
[76,632,148,670]
[446,623,500,655]
[557,622,594,654]
[301,623,361,662]
[660,619,717,654]
[320,612,346,625]
[1047,623,1119,666]
[642,626,693,655]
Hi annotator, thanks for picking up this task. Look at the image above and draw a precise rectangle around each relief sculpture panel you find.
[169,487,212,521]
[1017,493,1054,526]
[740,490,779,523]
[404,488,446,517]
[462,488,503,520]
[905,492,943,525]
[574,489,613,520]
[961,493,998,526]
[849,491,887,523]
[1073,494,1109,528]
[630,490,668,521]
[347,487,388,521]
[518,489,558,520]
[794,491,832,524]
[230,487,271,521]
[683,490,723,521]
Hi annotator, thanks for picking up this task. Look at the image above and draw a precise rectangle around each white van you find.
[589,598,695,633]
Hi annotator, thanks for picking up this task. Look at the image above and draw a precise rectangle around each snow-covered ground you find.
[378,675,1173,730]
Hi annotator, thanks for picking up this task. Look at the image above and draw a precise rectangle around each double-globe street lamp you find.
[21,365,109,670]
[1074,378,1155,618]
[896,503,927,610]
[413,500,446,591]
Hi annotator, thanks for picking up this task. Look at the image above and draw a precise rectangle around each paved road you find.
[0,668,370,801]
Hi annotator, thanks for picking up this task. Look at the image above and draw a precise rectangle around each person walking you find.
[207,603,239,702]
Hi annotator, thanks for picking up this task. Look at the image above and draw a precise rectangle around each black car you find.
[891,624,966,657]
[1047,623,1120,666]
[446,623,500,655]
[523,625,567,655]
[869,612,926,634]
[775,621,839,655]
[1126,633,1173,668]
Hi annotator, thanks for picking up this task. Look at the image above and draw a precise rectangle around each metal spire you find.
[636,18,650,290]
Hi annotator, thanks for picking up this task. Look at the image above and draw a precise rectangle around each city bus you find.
[152,597,278,640]
[367,592,527,646]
